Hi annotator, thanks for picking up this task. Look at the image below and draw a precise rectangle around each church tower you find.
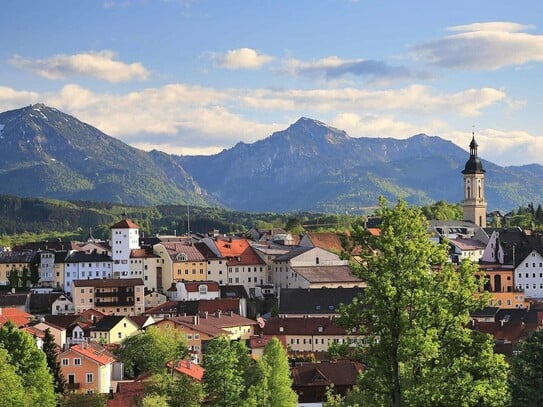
[462,133,487,227]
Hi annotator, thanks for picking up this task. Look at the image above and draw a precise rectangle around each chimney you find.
[215,310,221,318]
[193,315,199,325]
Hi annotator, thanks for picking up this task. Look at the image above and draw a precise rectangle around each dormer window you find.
[176,253,187,261]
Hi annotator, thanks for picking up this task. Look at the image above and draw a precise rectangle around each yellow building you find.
[478,264,529,309]
[153,311,256,363]
[88,315,140,344]
[0,251,35,287]
[154,242,207,290]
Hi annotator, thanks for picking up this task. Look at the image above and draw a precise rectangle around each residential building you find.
[153,311,256,363]
[129,247,161,292]
[273,247,362,289]
[88,315,140,344]
[214,238,267,290]
[167,281,220,301]
[59,342,117,394]
[64,251,112,294]
[261,316,366,353]
[0,251,35,287]
[153,241,207,291]
[72,278,145,316]
[291,360,363,403]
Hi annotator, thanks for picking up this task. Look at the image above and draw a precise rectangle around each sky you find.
[1,1,543,166]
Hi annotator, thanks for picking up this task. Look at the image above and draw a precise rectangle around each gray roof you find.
[274,247,312,262]
[279,287,365,315]
[291,266,364,284]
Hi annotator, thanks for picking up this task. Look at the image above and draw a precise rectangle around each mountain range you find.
[1,104,542,213]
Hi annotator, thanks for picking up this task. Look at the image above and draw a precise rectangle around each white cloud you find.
[0,82,512,157]
[9,50,149,82]
[211,48,273,70]
[0,87,40,111]
[331,112,446,138]
[412,21,543,70]
[241,85,506,117]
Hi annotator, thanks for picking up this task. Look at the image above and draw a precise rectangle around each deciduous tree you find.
[0,346,25,407]
[262,337,298,407]
[335,199,509,407]
[114,326,188,378]
[509,330,543,406]
[0,321,56,406]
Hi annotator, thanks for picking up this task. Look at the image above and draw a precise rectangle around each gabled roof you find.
[449,238,486,251]
[214,238,266,266]
[164,312,256,337]
[161,242,206,262]
[44,314,83,329]
[0,293,29,307]
[0,307,33,327]
[303,232,344,253]
[194,242,221,260]
[144,301,180,315]
[291,360,363,387]
[129,315,154,329]
[275,247,312,262]
[183,281,220,293]
[279,288,365,315]
[89,315,127,332]
[291,266,364,284]
[166,359,205,382]
[0,251,37,263]
[66,343,117,365]
[110,219,139,229]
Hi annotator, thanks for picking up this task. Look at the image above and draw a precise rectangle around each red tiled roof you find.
[367,228,380,236]
[0,307,33,327]
[214,238,265,266]
[108,381,144,407]
[197,299,239,314]
[68,343,117,365]
[305,232,344,253]
[111,219,139,229]
[166,359,205,381]
[184,281,220,292]
[130,248,159,259]
[144,301,178,314]
[164,312,256,338]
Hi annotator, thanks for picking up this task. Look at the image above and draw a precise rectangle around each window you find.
[86,373,93,383]
[74,358,81,366]
[62,358,69,366]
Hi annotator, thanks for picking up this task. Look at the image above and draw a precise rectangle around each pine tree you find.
[43,328,67,395]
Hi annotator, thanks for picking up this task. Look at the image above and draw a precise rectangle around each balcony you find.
[67,382,80,390]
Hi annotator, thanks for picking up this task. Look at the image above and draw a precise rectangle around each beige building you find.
[261,316,366,353]
[71,278,145,316]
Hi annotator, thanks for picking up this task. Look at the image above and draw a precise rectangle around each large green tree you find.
[335,199,509,407]
[202,337,245,407]
[0,346,26,407]
[114,326,188,378]
[261,337,298,407]
[509,330,543,406]
[0,321,56,406]
[142,371,204,407]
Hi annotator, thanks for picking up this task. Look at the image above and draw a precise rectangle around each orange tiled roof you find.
[166,359,205,381]
[0,307,33,327]
[367,228,380,236]
[69,343,117,365]
[306,232,344,252]
[214,238,265,266]
[111,219,139,229]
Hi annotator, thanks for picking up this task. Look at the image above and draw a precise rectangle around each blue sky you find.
[1,0,543,166]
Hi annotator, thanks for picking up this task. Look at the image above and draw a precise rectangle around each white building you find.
[64,251,112,294]
[111,219,140,278]
[515,250,543,298]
